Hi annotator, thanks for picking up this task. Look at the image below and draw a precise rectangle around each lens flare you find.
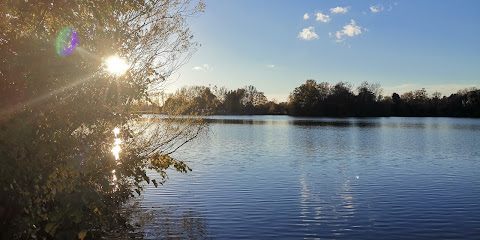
[56,27,77,56]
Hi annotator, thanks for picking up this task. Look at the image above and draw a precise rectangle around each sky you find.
[167,0,480,102]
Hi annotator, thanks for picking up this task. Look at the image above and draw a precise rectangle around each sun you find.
[105,56,129,76]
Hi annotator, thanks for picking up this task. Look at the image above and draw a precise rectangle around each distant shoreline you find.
[139,113,480,119]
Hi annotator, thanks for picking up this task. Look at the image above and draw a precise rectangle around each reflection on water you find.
[142,207,209,239]
[111,127,122,189]
[107,201,209,240]
[205,116,480,131]
[132,116,480,239]
[111,127,122,160]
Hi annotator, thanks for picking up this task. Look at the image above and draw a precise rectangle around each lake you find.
[134,116,480,239]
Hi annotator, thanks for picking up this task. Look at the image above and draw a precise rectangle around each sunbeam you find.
[0,74,95,119]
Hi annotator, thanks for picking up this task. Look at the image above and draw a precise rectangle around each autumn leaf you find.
[78,230,87,240]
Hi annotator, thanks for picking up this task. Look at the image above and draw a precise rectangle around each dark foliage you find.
[161,81,479,118]
[161,85,287,115]
[288,80,480,117]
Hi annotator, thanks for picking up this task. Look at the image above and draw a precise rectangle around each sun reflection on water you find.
[113,127,120,136]
[111,127,122,190]
[111,145,121,160]
[112,169,117,182]
[111,127,122,160]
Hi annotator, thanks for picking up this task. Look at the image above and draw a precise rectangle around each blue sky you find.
[168,0,480,102]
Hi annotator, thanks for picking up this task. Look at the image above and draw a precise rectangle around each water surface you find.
[137,116,480,239]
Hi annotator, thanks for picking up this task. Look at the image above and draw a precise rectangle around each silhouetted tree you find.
[391,93,403,116]
[355,82,382,116]
[164,82,480,118]
[288,79,322,116]
[466,90,480,117]
[326,82,355,116]
[287,80,478,118]
[223,88,245,114]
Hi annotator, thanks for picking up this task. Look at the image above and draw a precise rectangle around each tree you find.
[357,82,381,103]
[327,82,355,116]
[0,0,205,239]
[401,91,414,103]
[241,85,268,107]
[287,80,480,117]
[413,88,428,104]
[355,82,383,116]
[288,79,321,116]
[163,86,220,114]
[391,93,403,115]
[224,88,246,114]
[213,86,228,103]
[466,89,480,117]
[317,82,330,101]
[432,91,442,99]
[241,85,268,114]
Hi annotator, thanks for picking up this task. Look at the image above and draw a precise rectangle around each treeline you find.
[288,80,480,117]
[156,85,288,115]
[150,80,480,117]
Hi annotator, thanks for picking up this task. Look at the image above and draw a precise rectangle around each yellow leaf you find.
[78,230,87,240]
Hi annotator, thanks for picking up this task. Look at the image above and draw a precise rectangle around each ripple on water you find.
[132,117,480,239]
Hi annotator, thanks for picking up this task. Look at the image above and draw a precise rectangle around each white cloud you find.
[315,12,331,23]
[192,64,212,72]
[330,6,349,14]
[370,5,384,13]
[303,13,310,20]
[387,2,398,11]
[335,19,362,42]
[298,27,319,40]
[266,64,275,68]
